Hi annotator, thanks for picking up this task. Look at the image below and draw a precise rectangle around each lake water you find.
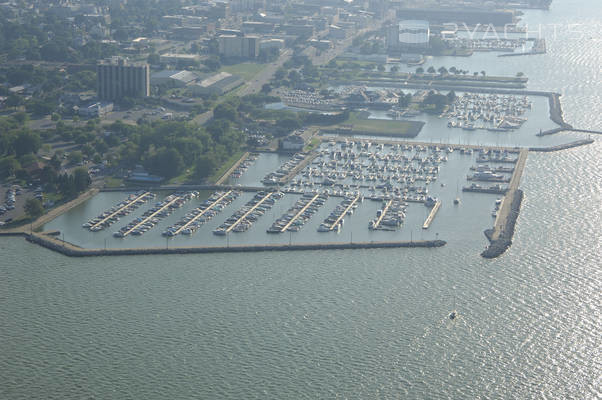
[1,1,601,398]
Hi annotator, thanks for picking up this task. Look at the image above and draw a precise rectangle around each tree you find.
[194,153,217,179]
[377,64,385,72]
[25,198,44,219]
[438,66,448,75]
[145,147,184,179]
[261,83,272,94]
[67,151,83,165]
[416,67,424,74]
[481,70,486,76]
[390,66,399,73]
[13,130,41,157]
[0,156,20,178]
[213,103,237,121]
[427,66,436,74]
[73,167,91,192]
[516,72,524,77]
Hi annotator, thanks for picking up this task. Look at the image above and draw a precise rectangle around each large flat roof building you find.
[190,72,244,96]
[97,57,149,101]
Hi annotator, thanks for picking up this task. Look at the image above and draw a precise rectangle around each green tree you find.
[0,156,21,178]
[73,167,91,192]
[145,147,184,179]
[13,130,41,157]
[213,103,237,121]
[416,67,424,74]
[194,153,218,179]
[25,198,44,219]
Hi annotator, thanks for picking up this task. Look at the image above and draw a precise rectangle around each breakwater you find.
[530,139,594,152]
[25,233,446,257]
[481,189,523,259]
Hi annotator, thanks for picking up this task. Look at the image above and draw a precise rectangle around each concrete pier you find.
[422,200,441,229]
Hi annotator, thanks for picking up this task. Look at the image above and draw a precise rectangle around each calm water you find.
[1,1,601,398]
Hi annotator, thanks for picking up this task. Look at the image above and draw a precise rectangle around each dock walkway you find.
[226,192,273,233]
[123,196,181,237]
[280,193,320,233]
[422,200,441,229]
[173,191,232,236]
[373,199,393,230]
[90,191,150,230]
[329,195,360,231]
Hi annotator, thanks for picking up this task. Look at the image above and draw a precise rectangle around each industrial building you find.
[399,20,430,49]
[150,70,198,88]
[97,57,149,101]
[189,72,244,96]
[159,53,201,67]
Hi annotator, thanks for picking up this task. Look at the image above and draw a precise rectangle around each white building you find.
[151,70,198,88]
[399,20,430,49]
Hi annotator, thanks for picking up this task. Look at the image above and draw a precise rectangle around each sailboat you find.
[449,292,458,320]
[453,180,460,205]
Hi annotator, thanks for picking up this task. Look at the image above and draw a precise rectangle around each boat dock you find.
[173,191,232,236]
[329,195,360,231]
[422,200,441,229]
[226,192,273,233]
[89,191,151,231]
[372,199,393,230]
[280,193,320,232]
[122,196,182,237]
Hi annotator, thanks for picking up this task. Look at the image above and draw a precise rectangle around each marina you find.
[214,191,283,235]
[162,190,239,237]
[268,192,327,233]
[82,191,155,232]
[319,194,361,233]
[113,192,195,238]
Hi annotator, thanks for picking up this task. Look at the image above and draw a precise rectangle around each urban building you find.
[189,72,244,96]
[398,20,430,49]
[78,101,114,117]
[151,70,198,88]
[97,58,149,101]
[159,53,201,67]
[218,35,260,58]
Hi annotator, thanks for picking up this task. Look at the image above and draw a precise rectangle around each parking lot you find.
[0,184,36,225]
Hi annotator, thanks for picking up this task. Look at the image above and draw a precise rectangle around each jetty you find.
[490,149,527,242]
[422,200,441,229]
[173,191,232,236]
[226,192,273,233]
[280,193,320,232]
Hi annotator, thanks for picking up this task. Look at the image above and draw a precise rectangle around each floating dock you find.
[422,200,441,229]
[225,192,273,233]
[329,195,360,231]
[122,195,181,237]
[280,193,320,233]
[89,191,151,231]
[372,199,393,230]
[173,190,232,236]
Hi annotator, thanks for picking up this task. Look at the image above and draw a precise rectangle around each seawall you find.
[530,139,594,152]
[25,233,447,257]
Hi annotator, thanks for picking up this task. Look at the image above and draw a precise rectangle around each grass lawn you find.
[325,112,424,137]
[209,150,245,184]
[104,177,124,188]
[220,63,265,81]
